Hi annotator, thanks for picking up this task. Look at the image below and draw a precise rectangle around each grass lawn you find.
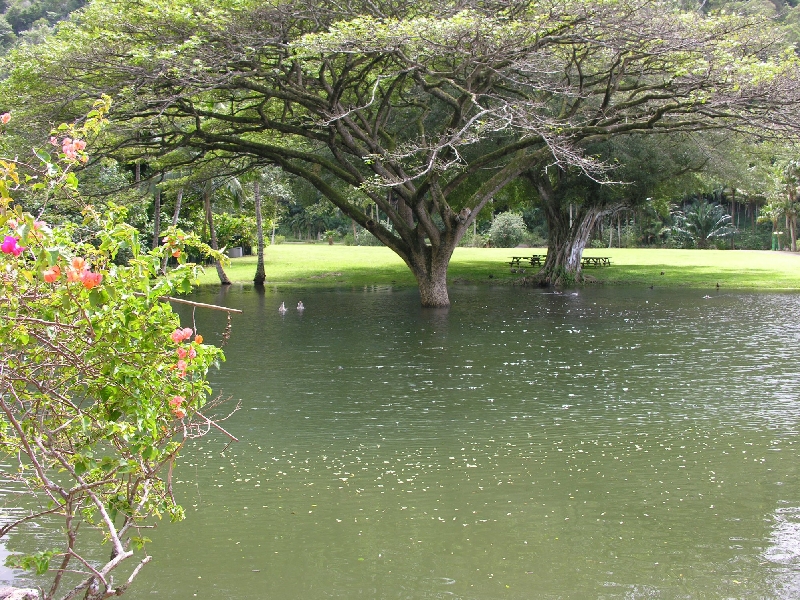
[195,244,800,290]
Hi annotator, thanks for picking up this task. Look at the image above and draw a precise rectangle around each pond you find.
[7,284,800,598]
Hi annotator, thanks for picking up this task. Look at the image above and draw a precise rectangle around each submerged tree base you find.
[518,270,599,288]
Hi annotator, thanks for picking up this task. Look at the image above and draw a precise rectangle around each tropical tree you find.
[10,0,800,304]
[670,200,736,248]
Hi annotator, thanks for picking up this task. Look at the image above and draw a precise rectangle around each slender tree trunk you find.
[152,187,161,250]
[171,188,183,228]
[253,180,266,285]
[204,186,231,285]
[730,189,736,249]
[161,188,183,273]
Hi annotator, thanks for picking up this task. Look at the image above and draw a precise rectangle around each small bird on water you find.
[297,301,305,311]
[278,302,287,313]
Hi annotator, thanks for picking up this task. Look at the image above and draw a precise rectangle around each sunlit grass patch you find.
[194,244,800,290]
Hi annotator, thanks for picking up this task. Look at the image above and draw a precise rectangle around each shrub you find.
[489,212,527,247]
[0,104,236,600]
[214,212,257,249]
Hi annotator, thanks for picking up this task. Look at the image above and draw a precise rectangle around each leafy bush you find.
[214,212,256,249]
[458,229,489,247]
[0,103,235,600]
[489,212,527,247]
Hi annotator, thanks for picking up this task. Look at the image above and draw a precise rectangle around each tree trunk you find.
[541,205,604,285]
[161,188,183,273]
[152,187,161,250]
[204,186,231,285]
[406,246,454,307]
[253,180,266,285]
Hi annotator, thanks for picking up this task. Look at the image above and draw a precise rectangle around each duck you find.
[297,301,305,311]
[278,302,287,313]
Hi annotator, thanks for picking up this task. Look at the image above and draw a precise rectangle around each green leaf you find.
[33,149,52,164]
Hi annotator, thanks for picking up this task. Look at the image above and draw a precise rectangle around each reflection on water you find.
[4,285,800,599]
[765,505,800,597]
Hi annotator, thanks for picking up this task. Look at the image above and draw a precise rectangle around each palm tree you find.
[671,200,735,249]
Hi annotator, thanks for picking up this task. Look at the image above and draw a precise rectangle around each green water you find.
[9,285,800,598]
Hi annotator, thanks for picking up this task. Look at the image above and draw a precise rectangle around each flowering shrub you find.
[0,103,234,599]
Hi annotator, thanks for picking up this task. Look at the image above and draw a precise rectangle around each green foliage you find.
[670,200,736,248]
[489,212,527,248]
[214,211,257,249]
[5,0,86,34]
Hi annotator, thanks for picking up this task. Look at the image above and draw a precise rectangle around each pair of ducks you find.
[278,301,303,313]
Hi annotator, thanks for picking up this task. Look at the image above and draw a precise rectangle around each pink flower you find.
[73,139,86,151]
[67,268,83,283]
[49,137,59,147]
[170,327,194,344]
[173,407,186,419]
[187,347,197,359]
[169,395,184,409]
[1,113,10,124]
[176,359,188,372]
[6,219,17,229]
[176,347,188,360]
[1,235,23,256]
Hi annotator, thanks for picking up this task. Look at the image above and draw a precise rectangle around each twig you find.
[133,292,242,313]
[192,411,239,443]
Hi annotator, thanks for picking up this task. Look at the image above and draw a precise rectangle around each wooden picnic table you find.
[508,254,611,269]
[509,254,547,268]
[580,256,612,267]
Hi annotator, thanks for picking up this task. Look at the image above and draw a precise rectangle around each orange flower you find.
[71,257,86,271]
[81,271,103,290]
[43,265,61,283]
[194,334,203,344]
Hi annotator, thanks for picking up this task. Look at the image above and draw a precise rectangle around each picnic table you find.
[580,256,612,267]
[508,254,611,270]
[509,254,547,268]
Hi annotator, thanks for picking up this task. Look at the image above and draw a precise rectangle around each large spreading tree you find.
[11,0,800,304]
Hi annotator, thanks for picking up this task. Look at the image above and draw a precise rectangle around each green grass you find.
[195,243,800,290]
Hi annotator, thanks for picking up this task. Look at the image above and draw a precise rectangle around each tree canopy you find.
[9,0,800,302]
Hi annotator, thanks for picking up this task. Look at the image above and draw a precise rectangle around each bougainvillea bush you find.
[0,103,233,600]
